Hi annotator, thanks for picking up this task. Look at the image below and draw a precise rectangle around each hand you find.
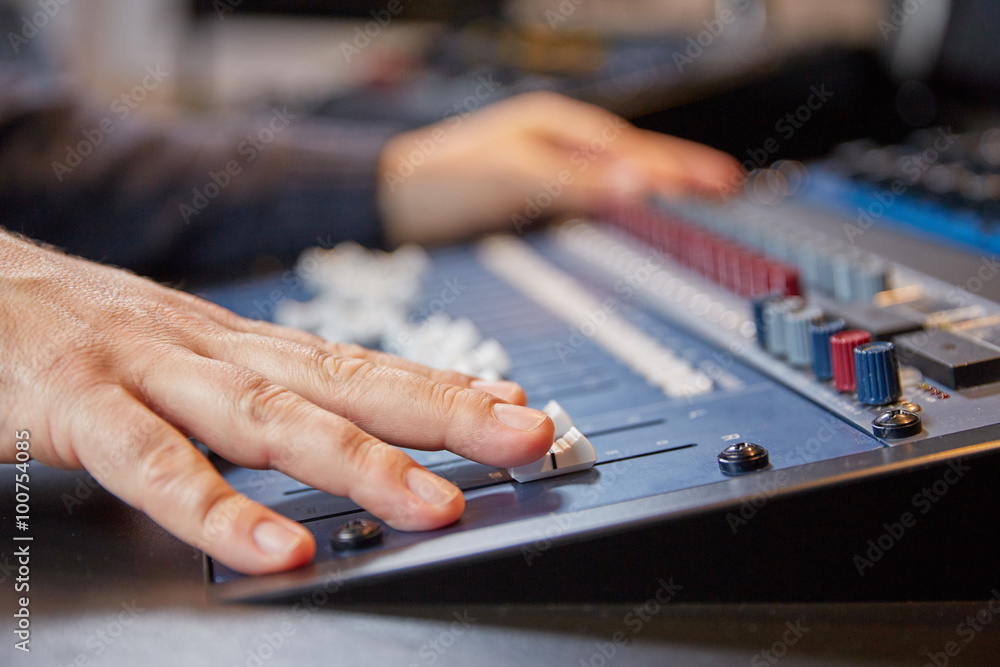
[377,90,742,245]
[0,232,555,575]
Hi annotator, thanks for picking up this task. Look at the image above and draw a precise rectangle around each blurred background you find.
[7,0,1000,179]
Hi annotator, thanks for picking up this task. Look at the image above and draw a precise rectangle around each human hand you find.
[0,232,554,575]
[377,91,742,245]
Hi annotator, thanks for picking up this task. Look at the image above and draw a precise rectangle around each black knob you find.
[331,518,383,552]
[718,442,770,475]
[872,409,922,440]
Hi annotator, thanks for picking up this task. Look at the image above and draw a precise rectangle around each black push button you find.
[872,409,922,440]
[718,442,770,475]
[331,519,383,552]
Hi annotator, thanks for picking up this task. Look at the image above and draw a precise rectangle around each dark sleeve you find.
[0,67,404,286]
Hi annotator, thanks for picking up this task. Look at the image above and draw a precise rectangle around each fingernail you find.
[253,520,304,559]
[472,379,521,402]
[407,468,461,507]
[493,403,548,431]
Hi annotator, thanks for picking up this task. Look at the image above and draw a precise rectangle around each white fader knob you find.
[507,401,598,483]
[541,399,574,441]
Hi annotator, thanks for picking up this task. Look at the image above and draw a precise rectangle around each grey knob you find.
[764,296,804,357]
[785,306,824,367]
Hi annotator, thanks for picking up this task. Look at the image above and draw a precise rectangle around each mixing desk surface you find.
[203,134,1000,604]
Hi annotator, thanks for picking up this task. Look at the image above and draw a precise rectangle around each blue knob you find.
[810,318,846,380]
[854,341,902,405]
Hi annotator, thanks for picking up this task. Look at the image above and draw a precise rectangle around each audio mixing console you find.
[204,132,1000,604]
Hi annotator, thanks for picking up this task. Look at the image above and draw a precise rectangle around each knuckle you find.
[319,354,374,393]
[326,342,370,359]
[75,403,161,482]
[43,333,111,394]
[233,373,298,428]
[432,369,472,387]
[320,352,370,378]
[338,429,398,477]
[138,301,215,342]
[135,434,243,545]
[255,322,325,349]
[362,349,405,372]
[136,437,198,508]
[203,301,255,331]
[144,300,189,327]
[428,382,485,424]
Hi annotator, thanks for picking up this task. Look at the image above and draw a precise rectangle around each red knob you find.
[830,330,873,391]
[688,229,712,277]
[733,249,757,296]
[676,225,696,270]
[768,262,801,297]
[662,219,682,256]
[715,241,738,290]
[749,256,772,297]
